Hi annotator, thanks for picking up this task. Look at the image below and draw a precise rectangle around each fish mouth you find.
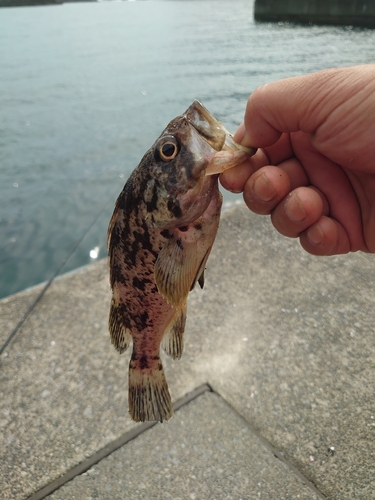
[185,100,228,151]
[184,100,256,175]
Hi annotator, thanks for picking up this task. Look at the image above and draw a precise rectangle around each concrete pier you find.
[254,0,375,27]
[0,0,61,6]
[1,205,375,499]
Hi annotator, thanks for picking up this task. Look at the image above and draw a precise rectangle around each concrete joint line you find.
[27,383,326,500]
[215,391,327,500]
[27,384,212,500]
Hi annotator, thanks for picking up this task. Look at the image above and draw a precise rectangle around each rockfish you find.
[108,101,255,422]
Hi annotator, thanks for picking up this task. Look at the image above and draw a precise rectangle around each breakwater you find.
[0,0,60,5]
[254,0,375,27]
[0,0,94,6]
[0,0,62,7]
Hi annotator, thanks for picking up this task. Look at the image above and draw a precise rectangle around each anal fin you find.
[161,304,187,360]
[109,298,132,354]
[128,357,173,422]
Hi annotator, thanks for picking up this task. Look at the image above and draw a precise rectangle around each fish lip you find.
[184,100,257,177]
[185,99,256,156]
[184,100,227,151]
[222,133,257,155]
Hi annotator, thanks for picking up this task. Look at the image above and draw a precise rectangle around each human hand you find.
[220,65,375,255]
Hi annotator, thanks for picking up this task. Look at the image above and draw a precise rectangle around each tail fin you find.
[128,357,173,422]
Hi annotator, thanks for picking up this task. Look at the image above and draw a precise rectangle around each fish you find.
[107,100,256,422]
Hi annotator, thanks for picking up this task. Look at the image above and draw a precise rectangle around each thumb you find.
[240,66,371,149]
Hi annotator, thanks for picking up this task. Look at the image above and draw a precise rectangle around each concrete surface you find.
[0,284,43,347]
[48,391,321,500]
[1,205,375,499]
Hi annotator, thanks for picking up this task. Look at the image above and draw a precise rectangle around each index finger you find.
[219,134,298,194]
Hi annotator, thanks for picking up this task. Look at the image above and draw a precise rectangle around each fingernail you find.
[307,224,323,245]
[233,122,245,144]
[240,130,253,147]
[284,192,306,223]
[253,173,275,202]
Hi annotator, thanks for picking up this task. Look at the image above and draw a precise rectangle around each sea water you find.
[1,0,375,298]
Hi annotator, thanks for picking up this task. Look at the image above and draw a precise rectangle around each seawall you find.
[254,0,375,27]
[0,0,94,6]
[0,0,61,5]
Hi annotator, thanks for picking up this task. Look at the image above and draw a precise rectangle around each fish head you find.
[142,100,256,228]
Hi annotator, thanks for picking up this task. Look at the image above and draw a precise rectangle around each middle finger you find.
[242,158,309,215]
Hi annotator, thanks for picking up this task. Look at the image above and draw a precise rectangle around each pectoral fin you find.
[155,237,198,307]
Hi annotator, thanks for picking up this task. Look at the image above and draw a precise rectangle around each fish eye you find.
[157,137,179,162]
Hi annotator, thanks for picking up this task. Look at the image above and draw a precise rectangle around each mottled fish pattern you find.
[108,101,255,422]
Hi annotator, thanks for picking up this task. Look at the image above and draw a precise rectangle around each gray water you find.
[1,0,375,299]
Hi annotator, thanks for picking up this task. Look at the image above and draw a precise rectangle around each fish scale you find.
[108,100,256,422]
